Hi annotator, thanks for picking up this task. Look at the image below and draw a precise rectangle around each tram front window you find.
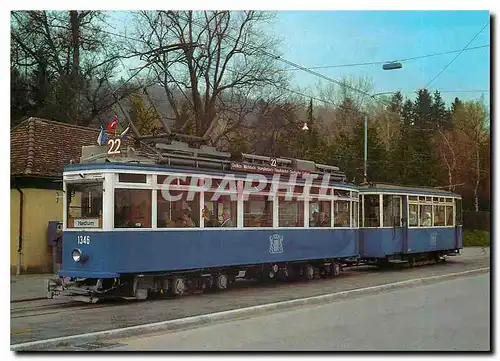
[66,182,103,229]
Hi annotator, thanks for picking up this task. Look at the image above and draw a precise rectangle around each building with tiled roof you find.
[10,117,125,274]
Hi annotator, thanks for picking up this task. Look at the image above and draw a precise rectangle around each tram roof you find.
[63,162,359,189]
[359,183,461,198]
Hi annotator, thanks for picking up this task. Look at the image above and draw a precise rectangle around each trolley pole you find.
[363,114,368,184]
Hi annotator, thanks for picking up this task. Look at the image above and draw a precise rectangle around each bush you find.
[463,230,490,247]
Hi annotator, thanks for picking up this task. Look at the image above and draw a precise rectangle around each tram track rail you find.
[10,258,464,319]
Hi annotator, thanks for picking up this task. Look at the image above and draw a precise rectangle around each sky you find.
[270,10,490,108]
[107,10,490,110]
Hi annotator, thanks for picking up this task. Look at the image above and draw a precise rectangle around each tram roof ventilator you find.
[78,137,348,182]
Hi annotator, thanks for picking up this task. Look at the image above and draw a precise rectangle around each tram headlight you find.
[72,248,82,262]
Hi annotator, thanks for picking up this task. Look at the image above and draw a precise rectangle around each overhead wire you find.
[103,14,488,112]
[281,44,489,71]
[423,22,490,89]
[102,12,487,163]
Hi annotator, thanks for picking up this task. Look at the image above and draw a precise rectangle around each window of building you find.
[118,173,147,183]
[244,194,273,227]
[310,201,331,227]
[66,182,103,229]
[445,205,454,226]
[334,200,351,227]
[408,203,419,227]
[383,195,401,227]
[363,195,380,227]
[278,197,304,227]
[157,189,200,228]
[434,205,445,226]
[419,204,433,227]
[114,189,152,228]
[204,192,237,228]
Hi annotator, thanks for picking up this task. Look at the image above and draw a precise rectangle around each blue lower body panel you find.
[58,271,120,278]
[360,227,461,259]
[360,228,403,258]
[407,227,458,254]
[59,229,359,278]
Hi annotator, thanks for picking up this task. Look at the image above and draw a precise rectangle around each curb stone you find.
[11,267,490,351]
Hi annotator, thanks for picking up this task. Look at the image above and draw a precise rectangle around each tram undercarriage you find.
[47,259,349,303]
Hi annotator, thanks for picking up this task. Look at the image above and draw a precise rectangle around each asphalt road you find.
[107,273,490,351]
[10,251,489,346]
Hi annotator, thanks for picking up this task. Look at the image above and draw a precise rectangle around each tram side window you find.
[334,200,350,227]
[66,182,103,228]
[114,189,152,228]
[383,195,401,227]
[310,201,331,227]
[204,192,237,228]
[434,205,445,226]
[119,173,147,183]
[353,202,359,227]
[408,204,419,227]
[445,205,454,226]
[419,204,432,227]
[244,194,273,227]
[157,189,200,228]
[455,199,463,225]
[363,195,380,227]
[279,197,304,227]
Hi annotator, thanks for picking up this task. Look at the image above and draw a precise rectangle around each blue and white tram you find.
[358,183,463,266]
[48,146,360,302]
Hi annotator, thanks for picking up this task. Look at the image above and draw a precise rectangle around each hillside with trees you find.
[10,10,490,212]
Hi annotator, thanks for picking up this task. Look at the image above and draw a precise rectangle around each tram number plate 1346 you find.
[77,235,91,245]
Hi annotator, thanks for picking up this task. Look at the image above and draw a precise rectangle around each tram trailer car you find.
[48,146,360,303]
[358,183,463,267]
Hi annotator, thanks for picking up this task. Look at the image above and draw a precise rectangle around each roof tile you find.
[11,117,135,178]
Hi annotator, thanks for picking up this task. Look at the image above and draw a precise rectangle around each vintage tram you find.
[47,141,361,302]
[47,138,462,303]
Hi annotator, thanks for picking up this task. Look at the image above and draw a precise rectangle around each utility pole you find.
[363,114,368,184]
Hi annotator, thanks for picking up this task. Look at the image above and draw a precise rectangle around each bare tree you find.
[435,129,458,191]
[128,10,289,139]
[11,10,126,125]
[453,99,489,211]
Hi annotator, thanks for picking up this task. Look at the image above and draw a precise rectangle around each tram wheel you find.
[332,262,341,277]
[172,277,186,295]
[216,274,229,290]
[304,265,314,280]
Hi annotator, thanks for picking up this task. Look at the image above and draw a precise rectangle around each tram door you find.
[455,198,463,249]
[400,196,409,254]
[383,194,405,254]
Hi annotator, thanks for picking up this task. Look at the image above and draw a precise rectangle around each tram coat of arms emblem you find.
[269,234,284,254]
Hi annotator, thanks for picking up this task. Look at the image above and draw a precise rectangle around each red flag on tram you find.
[107,115,118,131]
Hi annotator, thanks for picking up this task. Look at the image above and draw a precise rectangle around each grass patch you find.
[463,230,490,247]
